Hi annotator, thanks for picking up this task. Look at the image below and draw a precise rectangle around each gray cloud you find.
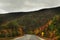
[0,0,60,13]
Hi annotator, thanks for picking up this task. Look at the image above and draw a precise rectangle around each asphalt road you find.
[12,34,44,40]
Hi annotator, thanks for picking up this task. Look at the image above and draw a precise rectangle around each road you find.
[12,34,45,40]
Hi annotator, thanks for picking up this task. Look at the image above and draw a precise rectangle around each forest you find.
[0,7,60,40]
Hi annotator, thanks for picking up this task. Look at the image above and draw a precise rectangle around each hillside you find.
[0,7,60,40]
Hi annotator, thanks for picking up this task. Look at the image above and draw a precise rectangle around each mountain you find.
[0,7,60,40]
[0,7,60,25]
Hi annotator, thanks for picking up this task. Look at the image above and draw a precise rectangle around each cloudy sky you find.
[0,0,60,13]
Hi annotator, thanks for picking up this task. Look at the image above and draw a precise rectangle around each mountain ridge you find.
[0,7,60,25]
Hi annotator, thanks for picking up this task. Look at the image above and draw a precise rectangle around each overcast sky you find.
[0,0,60,13]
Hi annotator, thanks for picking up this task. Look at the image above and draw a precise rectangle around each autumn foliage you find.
[0,15,60,40]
